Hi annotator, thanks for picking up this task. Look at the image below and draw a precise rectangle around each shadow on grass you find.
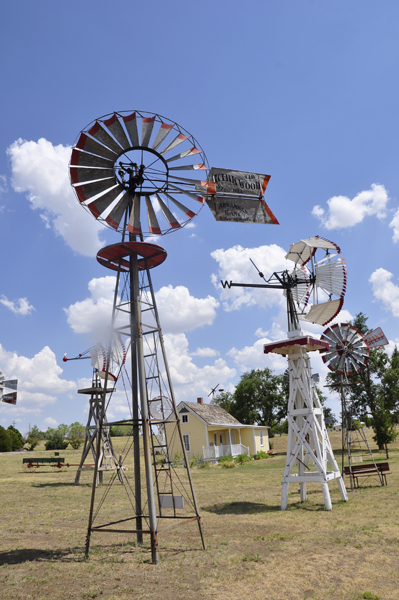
[203,501,280,514]
[0,547,84,565]
[31,482,91,488]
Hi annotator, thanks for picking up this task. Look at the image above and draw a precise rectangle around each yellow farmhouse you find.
[166,398,270,461]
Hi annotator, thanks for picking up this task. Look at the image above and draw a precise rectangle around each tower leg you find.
[281,482,289,510]
[321,483,332,511]
[300,482,307,502]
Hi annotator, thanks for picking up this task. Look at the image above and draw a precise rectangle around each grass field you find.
[0,429,398,600]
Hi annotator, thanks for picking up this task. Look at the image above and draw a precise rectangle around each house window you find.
[183,434,190,452]
[220,434,223,445]
[260,430,264,447]
[214,433,217,446]
[181,414,189,424]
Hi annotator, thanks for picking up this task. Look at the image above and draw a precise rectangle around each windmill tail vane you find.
[0,371,18,405]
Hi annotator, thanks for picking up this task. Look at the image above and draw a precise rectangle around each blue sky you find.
[1,1,399,434]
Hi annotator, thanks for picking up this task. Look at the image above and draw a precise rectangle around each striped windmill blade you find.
[289,266,310,309]
[122,112,140,146]
[70,166,115,186]
[105,190,133,230]
[111,334,127,366]
[70,148,115,169]
[152,123,174,151]
[166,147,201,163]
[74,178,116,204]
[164,192,195,219]
[169,163,207,171]
[168,184,204,204]
[141,116,156,147]
[102,114,131,150]
[315,256,347,298]
[90,343,106,372]
[160,133,189,155]
[75,133,117,161]
[127,194,141,235]
[2,379,17,390]
[145,195,161,235]
[87,122,123,155]
[86,185,124,219]
[301,298,343,326]
[155,194,181,229]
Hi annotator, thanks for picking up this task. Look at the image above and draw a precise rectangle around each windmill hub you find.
[115,147,169,195]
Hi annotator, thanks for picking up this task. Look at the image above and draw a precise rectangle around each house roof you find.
[182,402,240,425]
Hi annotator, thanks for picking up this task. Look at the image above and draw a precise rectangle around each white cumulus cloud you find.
[155,285,219,333]
[64,276,117,335]
[0,344,76,416]
[369,268,399,317]
[389,208,399,243]
[0,296,35,316]
[7,138,105,256]
[312,184,389,230]
[190,347,220,357]
[211,244,287,311]
[164,333,236,400]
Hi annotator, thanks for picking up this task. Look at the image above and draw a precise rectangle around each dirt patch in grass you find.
[0,431,398,600]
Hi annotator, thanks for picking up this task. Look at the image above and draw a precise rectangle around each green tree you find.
[67,422,85,449]
[229,368,287,427]
[44,430,69,451]
[7,425,23,450]
[211,390,234,414]
[0,426,12,452]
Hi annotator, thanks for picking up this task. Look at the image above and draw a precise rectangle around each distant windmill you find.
[0,371,18,405]
[208,383,224,400]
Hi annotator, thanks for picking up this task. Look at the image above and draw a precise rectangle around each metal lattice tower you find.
[75,370,123,486]
[69,111,207,564]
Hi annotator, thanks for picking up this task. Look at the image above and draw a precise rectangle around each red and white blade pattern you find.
[69,111,208,235]
[320,323,369,375]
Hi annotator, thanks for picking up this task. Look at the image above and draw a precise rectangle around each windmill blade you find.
[70,149,114,169]
[87,122,123,155]
[103,114,130,150]
[166,147,201,163]
[164,192,195,219]
[90,343,106,372]
[141,116,156,147]
[169,163,207,171]
[152,123,174,151]
[74,178,116,204]
[0,372,4,382]
[301,298,343,326]
[105,190,133,230]
[168,184,204,204]
[145,195,161,234]
[315,257,347,298]
[127,194,141,235]
[161,133,189,155]
[70,167,114,186]
[155,194,181,229]
[76,133,117,161]
[168,175,206,186]
[2,392,17,405]
[86,185,124,219]
[123,112,140,146]
[2,379,17,390]
[285,236,341,265]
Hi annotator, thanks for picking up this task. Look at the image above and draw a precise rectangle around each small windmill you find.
[64,337,127,485]
[321,323,388,490]
[0,371,18,405]
[222,236,348,510]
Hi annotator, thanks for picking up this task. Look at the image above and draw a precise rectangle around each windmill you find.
[64,337,127,485]
[321,323,387,490]
[222,236,348,510]
[0,371,18,405]
[69,111,217,564]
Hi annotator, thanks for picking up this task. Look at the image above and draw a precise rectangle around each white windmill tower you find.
[222,236,349,510]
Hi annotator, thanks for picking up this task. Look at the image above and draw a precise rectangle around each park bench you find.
[343,462,391,487]
[22,457,65,469]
